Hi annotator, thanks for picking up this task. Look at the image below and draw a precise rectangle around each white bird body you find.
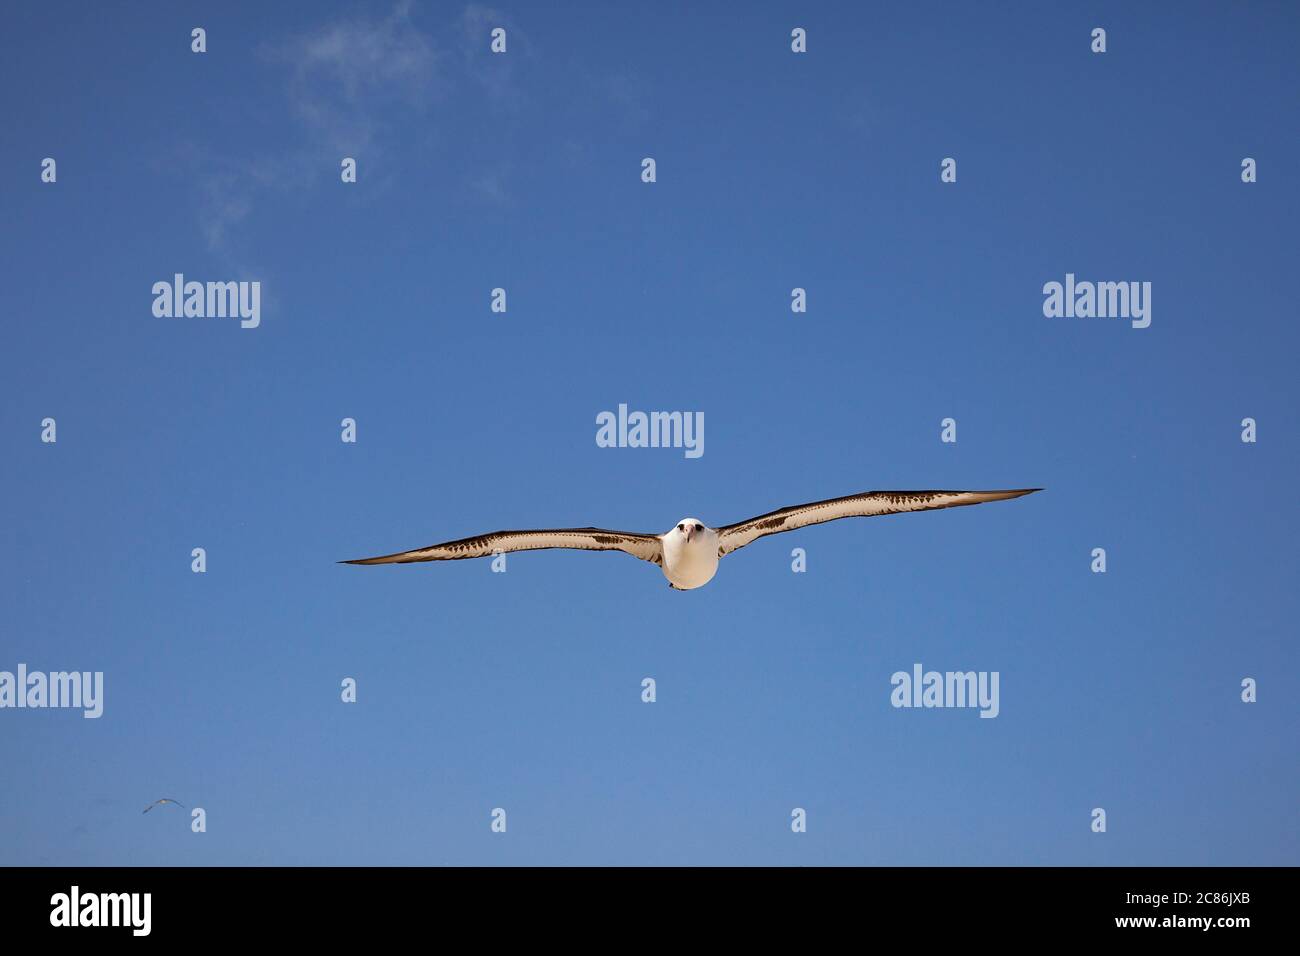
[659,518,720,590]
[343,488,1040,590]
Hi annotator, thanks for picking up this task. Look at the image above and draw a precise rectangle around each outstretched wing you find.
[342,527,663,566]
[716,489,1040,556]
[144,798,185,813]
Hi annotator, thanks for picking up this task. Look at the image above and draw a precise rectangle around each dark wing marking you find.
[342,528,663,566]
[716,489,1041,556]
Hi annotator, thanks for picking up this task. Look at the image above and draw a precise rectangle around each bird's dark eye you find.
[677,524,684,531]
[694,524,703,532]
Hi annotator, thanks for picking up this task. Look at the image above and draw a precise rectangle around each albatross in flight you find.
[142,798,185,814]
[343,488,1040,590]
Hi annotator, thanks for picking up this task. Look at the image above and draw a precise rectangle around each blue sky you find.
[1,1,1296,865]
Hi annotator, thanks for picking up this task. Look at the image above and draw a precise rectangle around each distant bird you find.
[142,798,185,814]
[343,488,1040,591]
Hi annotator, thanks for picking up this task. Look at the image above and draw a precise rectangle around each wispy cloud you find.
[458,3,528,107]
[469,163,512,205]
[171,2,534,253]
[171,2,439,261]
[200,180,251,252]
[193,155,286,253]
[271,0,440,155]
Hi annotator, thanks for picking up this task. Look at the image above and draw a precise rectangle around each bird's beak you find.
[685,527,695,543]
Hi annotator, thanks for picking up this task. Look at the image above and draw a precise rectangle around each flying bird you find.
[343,488,1040,591]
[142,798,185,814]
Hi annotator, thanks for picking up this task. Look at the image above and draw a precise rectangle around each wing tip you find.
[341,551,430,565]
[995,488,1042,500]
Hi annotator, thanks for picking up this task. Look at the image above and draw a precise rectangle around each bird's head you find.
[672,518,713,546]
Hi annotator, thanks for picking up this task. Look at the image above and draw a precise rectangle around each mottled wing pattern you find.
[716,489,1040,556]
[342,528,664,566]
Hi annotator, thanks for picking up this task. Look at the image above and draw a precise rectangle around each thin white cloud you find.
[271,0,440,154]
[459,3,527,106]
[174,2,536,253]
